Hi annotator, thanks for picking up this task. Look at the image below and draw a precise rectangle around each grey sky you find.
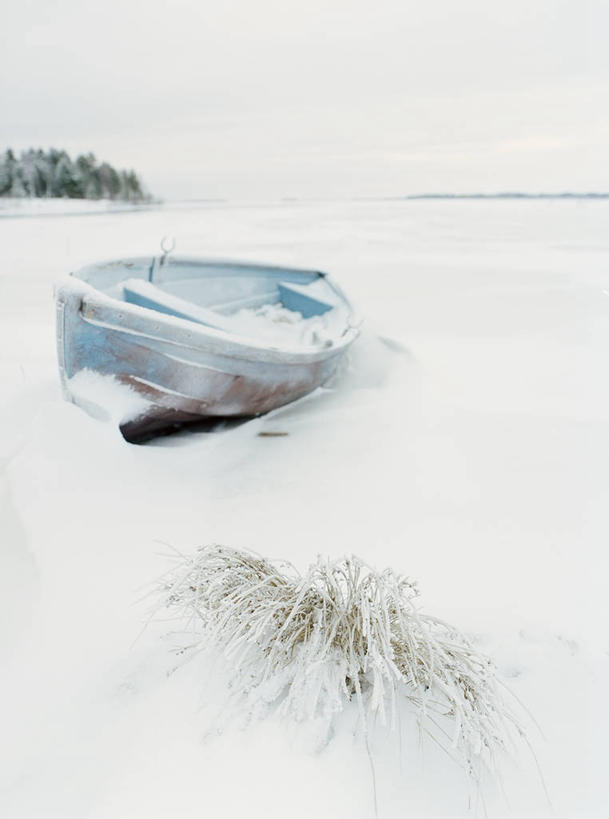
[2,0,608,199]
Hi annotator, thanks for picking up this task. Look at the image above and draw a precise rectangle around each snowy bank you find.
[0,197,158,218]
[0,198,607,818]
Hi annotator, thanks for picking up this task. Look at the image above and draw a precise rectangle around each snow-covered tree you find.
[0,149,15,195]
[20,149,49,197]
[53,154,83,198]
[125,170,143,201]
[0,148,150,201]
[76,153,100,198]
[9,166,28,197]
[98,163,121,199]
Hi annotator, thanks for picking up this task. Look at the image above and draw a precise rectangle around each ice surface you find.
[0,199,608,818]
[0,196,155,218]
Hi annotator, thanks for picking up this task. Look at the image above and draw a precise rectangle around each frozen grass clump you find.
[159,545,524,779]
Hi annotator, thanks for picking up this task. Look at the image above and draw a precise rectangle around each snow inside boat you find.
[55,255,359,440]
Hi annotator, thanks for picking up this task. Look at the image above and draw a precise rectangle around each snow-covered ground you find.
[0,199,607,817]
[0,197,157,219]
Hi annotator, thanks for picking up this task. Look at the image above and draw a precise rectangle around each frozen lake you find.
[0,199,607,817]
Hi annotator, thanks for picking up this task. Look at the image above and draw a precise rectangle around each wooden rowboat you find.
[55,253,359,440]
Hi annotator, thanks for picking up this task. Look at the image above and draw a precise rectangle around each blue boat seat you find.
[122,279,235,332]
[122,278,335,332]
[277,282,333,317]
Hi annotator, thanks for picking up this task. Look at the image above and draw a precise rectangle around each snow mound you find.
[160,545,525,782]
[0,197,155,218]
[230,302,336,347]
[67,370,152,424]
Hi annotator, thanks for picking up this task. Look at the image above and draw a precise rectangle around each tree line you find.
[0,148,150,201]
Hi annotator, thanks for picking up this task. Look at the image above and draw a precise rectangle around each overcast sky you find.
[2,0,608,199]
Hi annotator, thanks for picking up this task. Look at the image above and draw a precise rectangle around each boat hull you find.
[56,268,356,440]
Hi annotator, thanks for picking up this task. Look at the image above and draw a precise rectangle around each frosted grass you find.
[159,545,526,781]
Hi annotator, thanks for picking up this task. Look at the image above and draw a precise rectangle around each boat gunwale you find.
[74,255,330,281]
[58,274,359,365]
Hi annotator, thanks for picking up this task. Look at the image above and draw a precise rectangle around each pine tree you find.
[20,149,49,197]
[85,167,103,199]
[0,147,150,201]
[98,163,121,199]
[35,149,53,197]
[126,170,143,201]
[75,153,97,197]
[53,154,83,198]
[118,170,131,201]
[9,168,27,197]
[0,149,15,195]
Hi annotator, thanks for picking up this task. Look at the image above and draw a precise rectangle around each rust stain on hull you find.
[116,358,327,441]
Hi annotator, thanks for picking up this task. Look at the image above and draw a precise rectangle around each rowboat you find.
[55,252,359,440]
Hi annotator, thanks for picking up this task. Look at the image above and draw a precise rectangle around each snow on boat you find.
[55,254,359,440]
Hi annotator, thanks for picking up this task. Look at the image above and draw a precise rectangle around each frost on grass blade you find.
[158,545,527,782]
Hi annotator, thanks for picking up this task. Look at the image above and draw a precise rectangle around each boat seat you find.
[122,279,236,332]
[212,291,279,315]
[277,282,333,317]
